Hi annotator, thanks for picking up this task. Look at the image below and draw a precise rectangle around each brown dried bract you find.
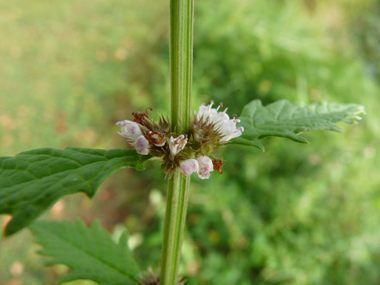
[132,107,152,126]
[212,157,225,174]
[145,131,166,147]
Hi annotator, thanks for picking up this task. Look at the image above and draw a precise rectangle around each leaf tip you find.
[119,230,128,244]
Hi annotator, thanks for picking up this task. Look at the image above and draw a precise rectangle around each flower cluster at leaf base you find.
[116,101,243,179]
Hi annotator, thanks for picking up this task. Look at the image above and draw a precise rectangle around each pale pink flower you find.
[197,156,214,179]
[179,159,199,176]
[116,120,142,142]
[135,135,150,155]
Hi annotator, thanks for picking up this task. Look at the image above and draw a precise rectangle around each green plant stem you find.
[169,0,194,135]
[160,172,191,284]
[160,0,194,284]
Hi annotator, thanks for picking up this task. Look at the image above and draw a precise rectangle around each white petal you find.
[135,135,150,155]
[230,127,244,139]
[197,156,213,171]
[220,120,236,135]
[210,112,229,127]
[197,101,216,121]
[179,159,199,176]
[197,105,209,120]
[116,120,142,141]
[198,170,211,179]
[196,156,214,180]
[219,120,244,142]
[169,135,188,156]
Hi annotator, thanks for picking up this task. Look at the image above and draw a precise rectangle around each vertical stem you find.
[160,0,194,284]
[170,0,194,135]
[160,172,190,284]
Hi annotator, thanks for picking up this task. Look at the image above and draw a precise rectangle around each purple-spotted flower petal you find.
[197,156,214,179]
[135,135,150,155]
[116,120,142,142]
[169,134,188,156]
[179,159,199,176]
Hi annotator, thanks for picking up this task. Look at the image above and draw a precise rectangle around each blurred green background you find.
[1,0,380,284]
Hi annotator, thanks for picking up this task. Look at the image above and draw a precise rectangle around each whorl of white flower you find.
[169,134,188,156]
[197,101,244,142]
[179,159,199,176]
[135,135,150,155]
[197,156,214,180]
[116,120,142,142]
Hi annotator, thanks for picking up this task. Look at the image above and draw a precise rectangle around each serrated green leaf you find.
[0,147,151,236]
[230,100,366,151]
[29,219,140,285]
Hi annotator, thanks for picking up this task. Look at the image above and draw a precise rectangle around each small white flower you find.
[179,159,199,176]
[210,110,229,126]
[219,120,244,142]
[197,156,214,179]
[135,135,150,155]
[169,134,188,156]
[197,100,218,121]
[116,120,142,142]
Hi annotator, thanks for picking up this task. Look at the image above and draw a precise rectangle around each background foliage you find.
[1,0,380,284]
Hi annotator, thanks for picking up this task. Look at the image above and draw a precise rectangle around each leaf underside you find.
[0,147,150,236]
[29,219,140,285]
[230,99,366,151]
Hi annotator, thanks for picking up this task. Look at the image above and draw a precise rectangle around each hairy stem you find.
[169,0,194,135]
[160,172,191,284]
[160,0,194,284]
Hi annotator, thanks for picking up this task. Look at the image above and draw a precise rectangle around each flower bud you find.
[116,120,142,142]
[179,159,199,176]
[135,135,150,155]
[169,135,188,156]
[197,156,214,179]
